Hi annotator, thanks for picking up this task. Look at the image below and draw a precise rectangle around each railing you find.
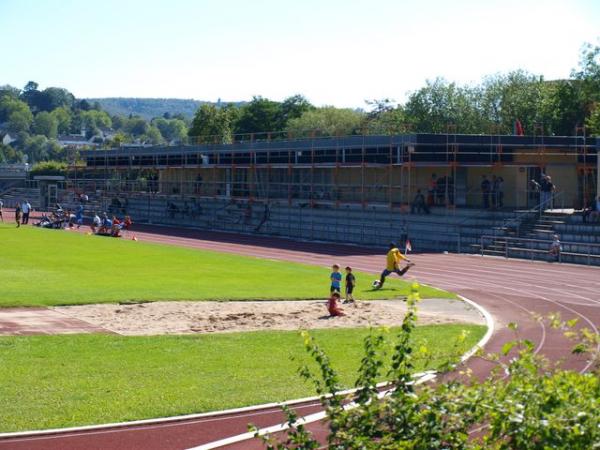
[479,235,600,265]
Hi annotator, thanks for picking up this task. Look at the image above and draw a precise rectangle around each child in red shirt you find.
[327,292,345,317]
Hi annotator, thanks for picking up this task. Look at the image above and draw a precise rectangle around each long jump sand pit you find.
[52,298,484,336]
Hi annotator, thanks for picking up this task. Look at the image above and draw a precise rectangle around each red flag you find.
[515,120,524,136]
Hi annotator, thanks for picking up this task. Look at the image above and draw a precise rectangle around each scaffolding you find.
[68,130,599,213]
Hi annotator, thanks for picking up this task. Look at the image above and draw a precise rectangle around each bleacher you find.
[107,194,521,253]
[0,187,42,209]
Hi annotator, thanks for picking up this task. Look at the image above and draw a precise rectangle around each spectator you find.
[539,174,555,211]
[494,176,504,208]
[584,196,600,223]
[411,189,430,214]
[91,212,101,233]
[21,200,31,225]
[549,234,562,262]
[15,202,22,228]
[427,174,436,206]
[0,198,3,222]
[481,175,491,209]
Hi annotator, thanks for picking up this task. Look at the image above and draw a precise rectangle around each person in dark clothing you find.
[411,190,430,214]
[481,175,491,209]
[344,266,356,305]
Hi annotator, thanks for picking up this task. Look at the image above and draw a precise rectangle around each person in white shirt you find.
[549,234,562,262]
[21,200,31,225]
[91,212,102,233]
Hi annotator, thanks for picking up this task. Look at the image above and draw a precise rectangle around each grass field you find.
[0,224,454,306]
[0,324,485,432]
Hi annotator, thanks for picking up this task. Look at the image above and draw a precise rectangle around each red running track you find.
[1,223,599,450]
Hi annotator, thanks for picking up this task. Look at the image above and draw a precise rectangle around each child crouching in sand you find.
[327,292,345,317]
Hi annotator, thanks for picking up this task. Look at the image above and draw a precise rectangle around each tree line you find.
[1,41,598,166]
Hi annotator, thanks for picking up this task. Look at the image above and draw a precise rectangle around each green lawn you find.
[0,324,485,432]
[0,224,454,306]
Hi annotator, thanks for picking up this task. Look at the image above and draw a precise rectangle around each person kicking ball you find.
[373,242,414,289]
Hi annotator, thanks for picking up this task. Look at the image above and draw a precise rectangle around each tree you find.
[234,96,281,135]
[189,103,236,143]
[278,95,315,128]
[32,111,58,138]
[23,135,49,163]
[142,125,164,145]
[124,117,149,136]
[51,107,72,135]
[0,85,20,101]
[0,144,24,163]
[81,110,112,135]
[286,107,364,137]
[37,87,75,112]
[153,117,188,142]
[404,78,490,134]
[8,109,33,134]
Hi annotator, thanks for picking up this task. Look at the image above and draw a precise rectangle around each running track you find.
[1,222,599,450]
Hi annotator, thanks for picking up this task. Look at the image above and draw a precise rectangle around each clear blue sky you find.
[1,0,599,107]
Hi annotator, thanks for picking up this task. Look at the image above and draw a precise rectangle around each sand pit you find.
[53,298,484,336]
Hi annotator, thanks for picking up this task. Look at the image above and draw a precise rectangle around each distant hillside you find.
[87,98,243,120]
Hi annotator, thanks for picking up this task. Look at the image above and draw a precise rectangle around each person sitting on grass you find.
[330,263,342,294]
[91,212,101,234]
[327,291,345,317]
[75,204,84,229]
[111,216,122,237]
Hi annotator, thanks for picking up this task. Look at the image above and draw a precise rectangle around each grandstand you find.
[60,132,600,261]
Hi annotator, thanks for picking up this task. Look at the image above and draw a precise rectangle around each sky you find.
[1,0,599,108]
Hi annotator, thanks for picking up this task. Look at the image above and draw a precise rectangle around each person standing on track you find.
[374,242,414,289]
[14,202,22,228]
[21,199,31,224]
[0,198,3,222]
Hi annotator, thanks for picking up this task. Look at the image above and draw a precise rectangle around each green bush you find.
[29,160,67,176]
[256,285,600,449]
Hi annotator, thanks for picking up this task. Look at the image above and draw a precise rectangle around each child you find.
[327,292,345,317]
[330,264,342,294]
[344,266,356,305]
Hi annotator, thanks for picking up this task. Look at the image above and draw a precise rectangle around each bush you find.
[256,284,600,449]
[29,160,67,176]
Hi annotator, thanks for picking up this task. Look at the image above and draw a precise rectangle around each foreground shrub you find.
[255,283,600,449]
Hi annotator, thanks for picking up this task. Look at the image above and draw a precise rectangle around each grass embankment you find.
[0,224,454,306]
[0,324,485,432]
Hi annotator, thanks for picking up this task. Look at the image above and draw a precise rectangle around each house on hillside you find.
[57,134,99,149]
[1,132,17,146]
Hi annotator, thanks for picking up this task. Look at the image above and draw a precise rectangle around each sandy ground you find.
[52,298,484,336]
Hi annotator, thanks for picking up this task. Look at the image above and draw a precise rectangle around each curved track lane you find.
[1,226,598,450]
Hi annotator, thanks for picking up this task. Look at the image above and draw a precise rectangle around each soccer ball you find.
[372,279,381,288]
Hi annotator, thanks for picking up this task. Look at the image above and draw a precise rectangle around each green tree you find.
[32,111,59,138]
[189,103,236,143]
[404,78,489,134]
[286,106,364,137]
[234,96,281,135]
[0,85,20,101]
[278,95,315,128]
[8,109,33,134]
[153,118,188,142]
[51,107,72,135]
[23,135,49,163]
[38,87,75,112]
[0,97,31,123]
[124,117,149,136]
[142,125,164,145]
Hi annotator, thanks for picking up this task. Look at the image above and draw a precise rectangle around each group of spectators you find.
[480,175,505,209]
[91,212,132,237]
[6,200,32,228]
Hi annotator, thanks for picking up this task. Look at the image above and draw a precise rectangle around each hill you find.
[86,98,225,120]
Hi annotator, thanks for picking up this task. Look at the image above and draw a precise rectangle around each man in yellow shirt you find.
[374,242,415,289]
